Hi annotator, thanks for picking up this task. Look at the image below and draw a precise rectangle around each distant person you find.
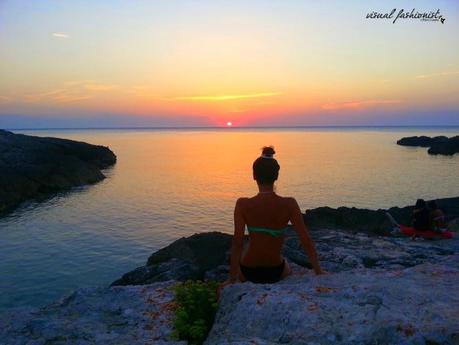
[219,146,323,293]
[386,199,430,235]
[387,199,452,239]
[412,199,430,231]
[428,200,448,233]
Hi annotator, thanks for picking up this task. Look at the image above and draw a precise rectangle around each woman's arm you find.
[229,198,246,281]
[289,198,323,275]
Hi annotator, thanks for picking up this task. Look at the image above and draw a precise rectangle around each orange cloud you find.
[322,99,402,110]
[0,96,12,104]
[415,71,459,79]
[84,83,119,91]
[23,81,120,104]
[24,89,92,103]
[169,92,282,101]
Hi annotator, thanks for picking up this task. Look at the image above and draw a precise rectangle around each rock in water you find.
[205,255,459,345]
[111,232,232,286]
[396,135,448,147]
[397,135,459,156]
[303,206,394,235]
[428,136,459,155]
[0,129,116,215]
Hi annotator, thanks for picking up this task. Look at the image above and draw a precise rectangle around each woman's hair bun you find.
[254,145,280,183]
[262,146,276,157]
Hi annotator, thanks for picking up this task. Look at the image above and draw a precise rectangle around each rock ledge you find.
[206,255,459,345]
[1,256,458,345]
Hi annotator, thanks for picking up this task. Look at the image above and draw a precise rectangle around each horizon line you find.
[3,125,459,131]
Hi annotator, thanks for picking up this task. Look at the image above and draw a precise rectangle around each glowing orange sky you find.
[0,1,458,127]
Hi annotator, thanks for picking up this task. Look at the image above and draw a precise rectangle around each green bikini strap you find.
[246,225,289,237]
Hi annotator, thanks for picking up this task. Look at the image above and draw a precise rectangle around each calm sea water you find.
[1,127,459,310]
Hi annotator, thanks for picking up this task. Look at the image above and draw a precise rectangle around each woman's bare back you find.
[238,193,294,266]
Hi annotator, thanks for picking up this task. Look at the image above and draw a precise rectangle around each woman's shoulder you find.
[235,197,249,206]
[236,195,297,205]
[277,195,297,203]
[273,195,298,210]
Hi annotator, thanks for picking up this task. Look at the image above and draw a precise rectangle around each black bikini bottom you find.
[240,260,285,284]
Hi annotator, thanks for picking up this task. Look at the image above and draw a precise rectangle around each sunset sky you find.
[1,0,458,128]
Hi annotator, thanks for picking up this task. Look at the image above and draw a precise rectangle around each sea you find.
[1,126,458,310]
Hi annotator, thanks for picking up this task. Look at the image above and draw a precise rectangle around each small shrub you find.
[172,280,219,345]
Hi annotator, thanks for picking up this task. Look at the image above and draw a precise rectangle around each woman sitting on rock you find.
[220,146,323,291]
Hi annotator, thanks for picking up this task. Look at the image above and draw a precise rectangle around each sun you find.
[226,121,232,127]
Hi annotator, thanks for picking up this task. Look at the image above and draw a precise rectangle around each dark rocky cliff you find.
[0,129,116,215]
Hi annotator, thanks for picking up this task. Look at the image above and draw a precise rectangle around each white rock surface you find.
[0,282,184,345]
[2,233,458,345]
[206,255,459,345]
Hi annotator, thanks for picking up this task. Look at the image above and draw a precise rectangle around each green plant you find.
[172,280,219,345]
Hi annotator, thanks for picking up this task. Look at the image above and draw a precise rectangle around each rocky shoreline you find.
[397,135,459,155]
[1,197,458,344]
[2,255,458,345]
[304,196,459,236]
[111,196,459,286]
[0,130,116,215]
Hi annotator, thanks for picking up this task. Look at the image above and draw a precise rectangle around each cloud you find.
[84,83,119,91]
[170,92,282,101]
[25,89,91,103]
[52,94,92,103]
[415,71,459,79]
[64,80,95,86]
[0,96,12,104]
[322,99,402,110]
[24,81,121,104]
[52,33,69,39]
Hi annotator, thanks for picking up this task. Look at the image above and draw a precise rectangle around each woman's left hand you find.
[217,279,236,298]
[314,267,328,275]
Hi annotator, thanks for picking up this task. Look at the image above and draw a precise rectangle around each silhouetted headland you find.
[0,129,116,216]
